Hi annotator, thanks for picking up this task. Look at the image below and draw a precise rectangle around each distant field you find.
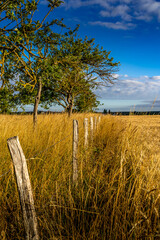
[0,114,159,239]
[116,115,160,154]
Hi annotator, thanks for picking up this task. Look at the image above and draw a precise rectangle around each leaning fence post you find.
[73,120,78,184]
[84,118,88,147]
[90,117,93,141]
[7,136,39,240]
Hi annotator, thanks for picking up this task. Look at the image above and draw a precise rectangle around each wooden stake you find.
[90,117,93,141]
[84,118,88,147]
[94,116,97,131]
[120,154,126,181]
[73,120,78,184]
[7,136,39,240]
[98,116,101,124]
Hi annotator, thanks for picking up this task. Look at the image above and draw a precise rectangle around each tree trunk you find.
[68,103,73,117]
[33,80,42,128]
[66,93,73,117]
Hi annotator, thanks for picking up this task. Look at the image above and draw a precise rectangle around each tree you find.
[0,0,64,125]
[15,26,119,118]
[103,109,108,114]
[40,28,120,116]
[74,88,100,112]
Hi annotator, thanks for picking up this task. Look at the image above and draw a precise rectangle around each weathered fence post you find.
[7,136,39,240]
[120,154,126,181]
[73,120,79,184]
[90,117,93,141]
[84,118,88,147]
[94,117,97,131]
[98,116,101,124]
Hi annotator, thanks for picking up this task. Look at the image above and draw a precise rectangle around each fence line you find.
[0,134,72,180]
[0,116,102,180]
[27,133,72,161]
[1,115,102,239]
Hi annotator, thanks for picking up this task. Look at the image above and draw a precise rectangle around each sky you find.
[26,0,160,111]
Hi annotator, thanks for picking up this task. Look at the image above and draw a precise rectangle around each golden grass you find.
[0,114,160,239]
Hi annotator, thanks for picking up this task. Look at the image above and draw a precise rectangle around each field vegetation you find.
[0,114,159,239]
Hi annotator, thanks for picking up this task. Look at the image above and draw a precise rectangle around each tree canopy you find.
[39,27,120,116]
[0,0,63,88]
[0,3,120,119]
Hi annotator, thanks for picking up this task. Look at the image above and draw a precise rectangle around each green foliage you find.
[0,3,119,117]
[0,0,64,87]
[40,26,120,115]
[0,85,17,113]
[75,89,100,112]
[103,109,108,114]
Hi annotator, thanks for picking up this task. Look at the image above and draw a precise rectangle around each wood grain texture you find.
[73,120,78,184]
[84,118,88,147]
[7,136,39,240]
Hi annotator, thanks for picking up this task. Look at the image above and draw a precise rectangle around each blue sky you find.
[27,1,160,111]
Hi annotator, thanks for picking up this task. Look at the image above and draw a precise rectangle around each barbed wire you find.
[0,133,71,180]
[0,134,72,180]
[0,169,11,179]
[36,200,99,215]
[27,122,85,161]
[27,133,73,161]
[0,118,100,180]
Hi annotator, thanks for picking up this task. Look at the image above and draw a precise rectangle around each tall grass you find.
[0,114,159,239]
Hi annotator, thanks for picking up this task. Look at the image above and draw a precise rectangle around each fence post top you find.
[7,136,19,142]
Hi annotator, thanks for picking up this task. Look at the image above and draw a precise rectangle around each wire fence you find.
[0,133,72,179]
[0,116,102,239]
[0,168,11,178]
[0,116,100,179]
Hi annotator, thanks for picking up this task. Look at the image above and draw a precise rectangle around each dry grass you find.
[0,114,160,239]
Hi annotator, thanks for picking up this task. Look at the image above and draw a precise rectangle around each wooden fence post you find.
[90,117,93,141]
[120,154,126,181]
[94,117,97,131]
[73,120,78,184]
[98,116,101,124]
[7,136,39,240]
[84,118,88,147]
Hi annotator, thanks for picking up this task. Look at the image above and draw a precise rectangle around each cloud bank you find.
[96,75,160,100]
[63,0,160,30]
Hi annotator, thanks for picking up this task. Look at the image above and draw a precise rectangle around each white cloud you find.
[63,0,160,30]
[143,75,149,79]
[100,4,132,21]
[112,73,120,78]
[89,21,136,30]
[96,74,160,100]
[151,76,160,80]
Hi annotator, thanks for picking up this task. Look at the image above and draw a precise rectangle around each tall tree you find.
[40,28,120,116]
[0,0,64,125]
[15,26,119,117]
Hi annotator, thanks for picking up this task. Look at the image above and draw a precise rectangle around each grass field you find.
[0,114,160,239]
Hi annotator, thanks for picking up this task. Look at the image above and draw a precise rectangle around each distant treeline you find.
[106,111,160,115]
[1,110,160,115]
